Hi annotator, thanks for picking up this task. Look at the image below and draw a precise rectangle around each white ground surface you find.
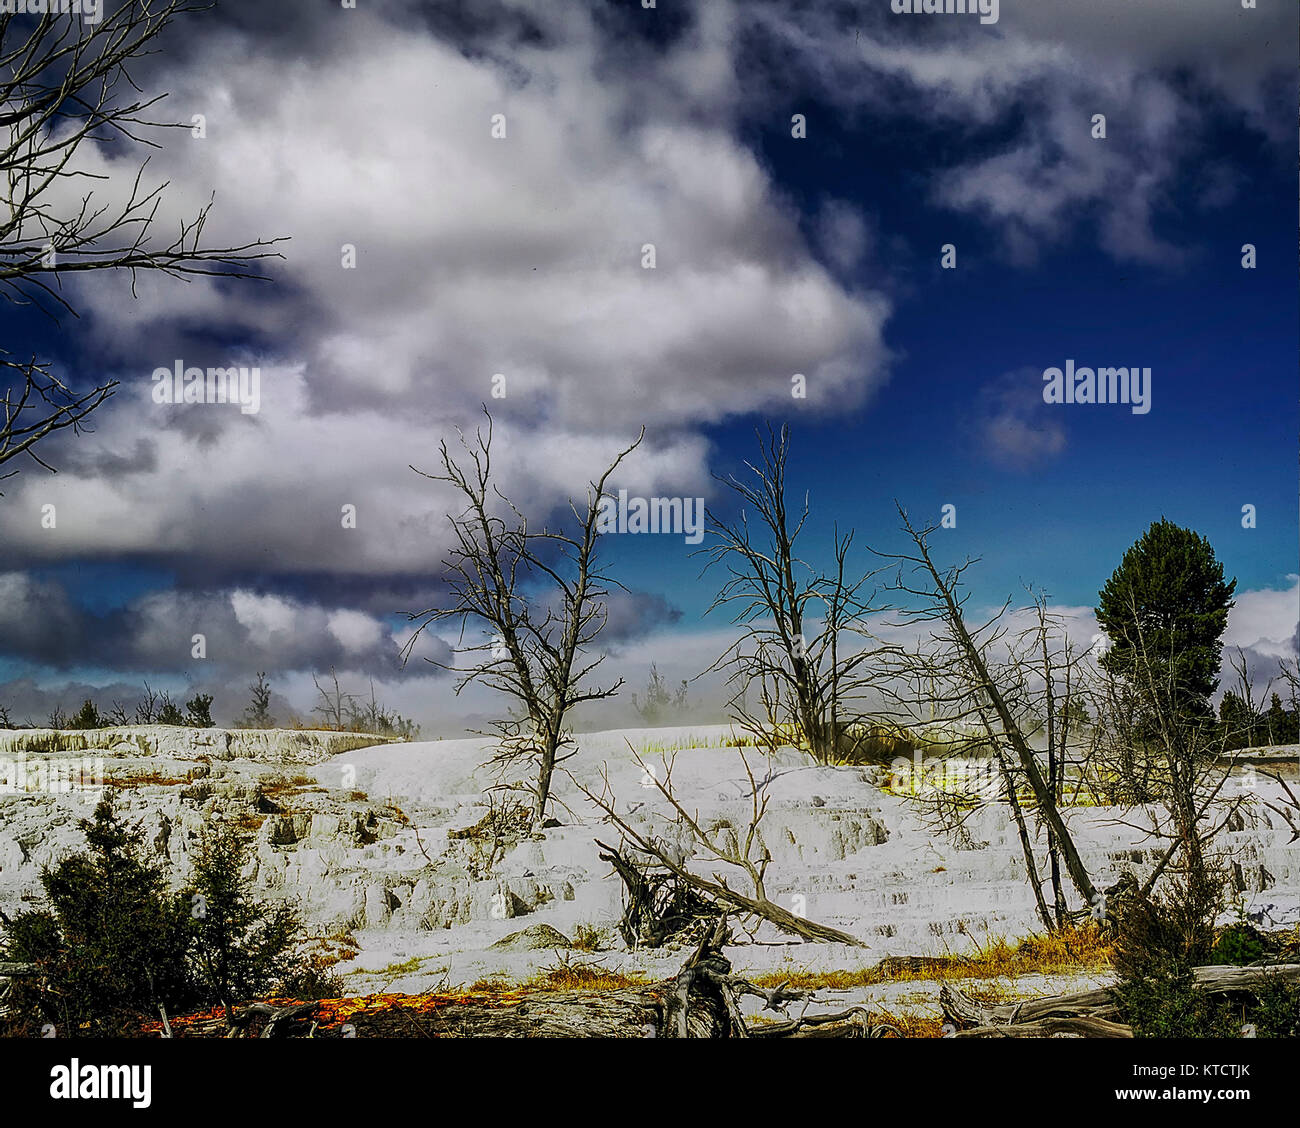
[1,725,1295,1016]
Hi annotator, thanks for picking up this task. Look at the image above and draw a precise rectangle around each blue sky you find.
[0,0,1294,729]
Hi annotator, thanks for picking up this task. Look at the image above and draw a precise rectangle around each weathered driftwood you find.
[942,983,1122,1028]
[1190,963,1300,992]
[175,989,715,1039]
[598,841,719,949]
[595,837,865,948]
[942,963,1300,1038]
[955,1016,1134,1039]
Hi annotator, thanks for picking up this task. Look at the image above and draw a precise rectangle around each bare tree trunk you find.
[704,427,892,764]
[997,752,1055,932]
[887,512,1098,908]
[404,410,642,826]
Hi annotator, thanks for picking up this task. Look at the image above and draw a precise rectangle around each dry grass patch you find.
[967,922,1114,977]
[528,962,651,992]
[466,974,515,993]
[750,923,1114,992]
[873,1009,947,1038]
[260,774,321,798]
[104,770,190,789]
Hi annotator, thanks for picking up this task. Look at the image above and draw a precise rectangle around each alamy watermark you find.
[0,754,104,793]
[889,751,1002,800]
[1042,360,1151,415]
[152,360,261,415]
[890,0,999,26]
[595,489,704,545]
[0,0,101,23]
[50,1060,150,1109]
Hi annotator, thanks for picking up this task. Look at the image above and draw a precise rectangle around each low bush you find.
[1,796,193,1035]
[1111,872,1297,1037]
[1,795,335,1035]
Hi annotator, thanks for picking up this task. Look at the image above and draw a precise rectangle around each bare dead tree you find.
[873,505,1100,914]
[702,425,894,762]
[311,667,358,730]
[1256,770,1300,845]
[403,409,642,825]
[1261,657,1300,839]
[1223,646,1269,749]
[133,681,158,724]
[882,617,1059,930]
[1006,590,1096,928]
[1,3,283,483]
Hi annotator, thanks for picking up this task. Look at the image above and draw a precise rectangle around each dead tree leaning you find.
[570,744,867,947]
[875,506,1099,911]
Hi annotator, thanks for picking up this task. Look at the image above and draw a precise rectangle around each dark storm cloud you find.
[0,572,448,677]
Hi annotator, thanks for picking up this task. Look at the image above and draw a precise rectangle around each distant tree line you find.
[47,685,216,730]
[1,671,419,738]
[1218,687,1299,749]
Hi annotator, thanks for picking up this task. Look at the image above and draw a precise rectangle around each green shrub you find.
[570,923,606,952]
[1250,972,1300,1038]
[1116,955,1238,1038]
[1113,871,1237,1038]
[68,699,104,730]
[188,823,301,1008]
[185,693,215,728]
[0,798,327,1035]
[1212,922,1265,966]
[156,693,185,726]
[1,795,193,1035]
[277,955,346,1001]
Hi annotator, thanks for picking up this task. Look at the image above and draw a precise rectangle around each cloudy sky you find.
[0,0,1295,731]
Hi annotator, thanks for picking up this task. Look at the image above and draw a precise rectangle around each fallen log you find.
[942,983,1121,1028]
[749,1008,897,1039]
[152,917,888,1039]
[1190,963,1300,992]
[329,987,720,1038]
[942,963,1300,1036]
[160,986,725,1039]
[596,839,865,948]
[954,1016,1133,1039]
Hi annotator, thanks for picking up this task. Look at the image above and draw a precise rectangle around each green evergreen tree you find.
[1264,692,1297,745]
[68,698,104,730]
[1218,690,1254,750]
[156,693,185,725]
[1096,519,1235,723]
[185,693,215,727]
[242,672,275,728]
[188,824,300,1009]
